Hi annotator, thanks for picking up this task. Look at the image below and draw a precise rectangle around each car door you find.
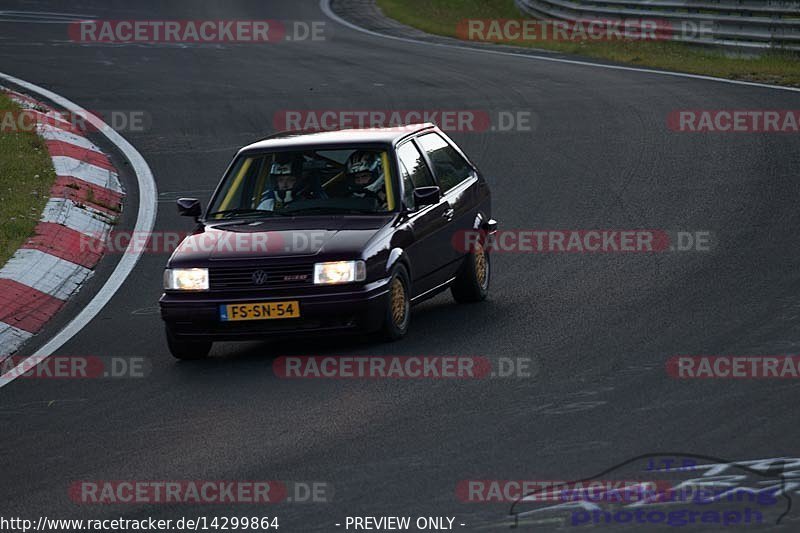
[415,131,481,279]
[395,139,453,296]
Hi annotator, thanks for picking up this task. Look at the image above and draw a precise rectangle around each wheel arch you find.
[386,247,411,279]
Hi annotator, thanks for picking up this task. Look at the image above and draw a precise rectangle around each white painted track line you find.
[0,72,157,388]
[319,0,800,94]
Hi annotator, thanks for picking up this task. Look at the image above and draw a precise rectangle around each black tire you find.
[166,327,212,360]
[381,266,411,341]
[451,239,490,303]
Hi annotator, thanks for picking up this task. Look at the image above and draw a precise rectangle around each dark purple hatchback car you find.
[159,123,497,359]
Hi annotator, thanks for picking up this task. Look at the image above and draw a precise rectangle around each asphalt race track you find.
[1,0,800,530]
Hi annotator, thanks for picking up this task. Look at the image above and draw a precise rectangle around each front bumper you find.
[159,277,391,341]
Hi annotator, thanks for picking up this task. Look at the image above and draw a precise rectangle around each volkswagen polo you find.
[159,123,496,359]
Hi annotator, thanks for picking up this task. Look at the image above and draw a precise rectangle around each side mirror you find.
[413,186,440,207]
[177,198,201,218]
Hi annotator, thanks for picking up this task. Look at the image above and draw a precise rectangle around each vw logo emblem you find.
[251,270,269,286]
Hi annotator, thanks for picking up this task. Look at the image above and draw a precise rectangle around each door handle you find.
[443,208,455,221]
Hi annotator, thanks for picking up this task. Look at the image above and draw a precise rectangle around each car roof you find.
[239,123,438,153]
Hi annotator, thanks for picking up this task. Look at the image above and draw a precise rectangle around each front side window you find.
[207,148,396,219]
[416,133,473,194]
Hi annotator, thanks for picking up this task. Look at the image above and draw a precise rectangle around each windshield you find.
[207,148,396,219]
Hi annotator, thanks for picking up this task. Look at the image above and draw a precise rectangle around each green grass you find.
[0,93,57,267]
[377,0,800,87]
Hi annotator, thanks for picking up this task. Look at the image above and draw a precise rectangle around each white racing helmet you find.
[269,155,304,203]
[346,151,384,194]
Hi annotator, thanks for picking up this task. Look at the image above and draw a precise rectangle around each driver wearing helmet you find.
[258,155,307,210]
[345,150,387,208]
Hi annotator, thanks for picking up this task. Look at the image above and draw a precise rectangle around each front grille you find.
[209,264,314,290]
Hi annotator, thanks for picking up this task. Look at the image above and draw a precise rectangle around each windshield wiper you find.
[206,208,275,219]
[282,206,381,215]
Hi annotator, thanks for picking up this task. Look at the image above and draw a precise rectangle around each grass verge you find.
[376,0,800,87]
[0,92,57,267]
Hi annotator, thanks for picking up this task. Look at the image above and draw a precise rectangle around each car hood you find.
[170,215,393,265]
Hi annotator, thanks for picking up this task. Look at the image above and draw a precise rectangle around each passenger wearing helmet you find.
[258,155,308,210]
[345,150,387,208]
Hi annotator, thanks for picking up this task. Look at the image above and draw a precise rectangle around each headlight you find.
[314,261,366,285]
[164,268,209,291]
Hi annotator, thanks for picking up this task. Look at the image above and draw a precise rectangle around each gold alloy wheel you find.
[474,242,488,289]
[391,277,408,327]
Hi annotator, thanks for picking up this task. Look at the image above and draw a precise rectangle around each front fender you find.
[386,247,410,278]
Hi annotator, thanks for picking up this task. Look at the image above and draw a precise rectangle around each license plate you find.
[220,301,300,321]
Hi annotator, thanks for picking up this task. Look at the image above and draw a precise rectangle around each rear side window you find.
[397,141,435,190]
[416,133,473,193]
